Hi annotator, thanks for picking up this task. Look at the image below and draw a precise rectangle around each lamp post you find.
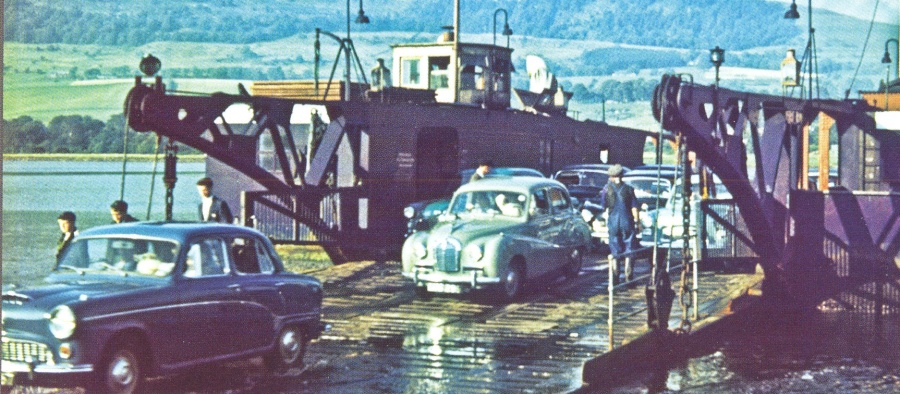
[707,46,724,199]
[709,46,724,87]
[344,0,370,100]
[493,8,513,48]
[882,38,898,110]
[784,0,816,100]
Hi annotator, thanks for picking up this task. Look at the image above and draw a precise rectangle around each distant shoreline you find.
[3,153,207,163]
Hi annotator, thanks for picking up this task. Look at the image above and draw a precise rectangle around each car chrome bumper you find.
[404,268,502,288]
[1,359,93,374]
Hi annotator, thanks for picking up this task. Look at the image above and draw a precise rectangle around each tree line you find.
[2,114,198,154]
[568,79,657,103]
[5,0,796,51]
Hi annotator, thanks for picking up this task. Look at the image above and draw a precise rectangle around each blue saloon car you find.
[1,222,324,393]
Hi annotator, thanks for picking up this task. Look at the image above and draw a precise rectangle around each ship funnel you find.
[438,25,454,43]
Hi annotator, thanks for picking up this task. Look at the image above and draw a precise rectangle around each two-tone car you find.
[1,222,325,393]
[401,177,591,300]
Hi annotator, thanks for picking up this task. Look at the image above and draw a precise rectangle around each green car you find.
[401,177,591,300]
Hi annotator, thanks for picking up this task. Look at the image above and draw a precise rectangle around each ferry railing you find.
[241,188,364,247]
[604,197,757,351]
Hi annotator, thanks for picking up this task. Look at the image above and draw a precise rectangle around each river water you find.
[2,160,899,393]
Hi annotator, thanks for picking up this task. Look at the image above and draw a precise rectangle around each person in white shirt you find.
[196,177,233,223]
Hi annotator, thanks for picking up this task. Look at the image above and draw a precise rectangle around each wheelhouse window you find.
[429,56,450,90]
[401,57,422,86]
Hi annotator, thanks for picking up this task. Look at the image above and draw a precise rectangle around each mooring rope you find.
[119,109,130,202]
[146,135,163,220]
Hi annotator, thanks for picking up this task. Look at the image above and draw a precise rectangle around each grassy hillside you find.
[3,1,896,124]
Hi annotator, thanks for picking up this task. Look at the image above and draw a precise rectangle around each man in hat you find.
[598,164,640,284]
[56,211,78,260]
[110,200,138,224]
[196,177,233,223]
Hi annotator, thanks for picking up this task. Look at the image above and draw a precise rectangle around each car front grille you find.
[434,239,461,273]
[1,338,53,364]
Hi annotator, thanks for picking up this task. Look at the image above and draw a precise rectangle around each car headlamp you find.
[403,206,416,219]
[47,305,77,339]
[463,244,483,262]
[413,242,427,259]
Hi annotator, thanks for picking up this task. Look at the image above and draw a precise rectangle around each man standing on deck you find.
[110,200,138,224]
[196,177,233,223]
[56,211,78,260]
[598,164,640,285]
[469,159,493,183]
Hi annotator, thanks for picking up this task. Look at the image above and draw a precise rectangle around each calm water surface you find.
[3,160,205,285]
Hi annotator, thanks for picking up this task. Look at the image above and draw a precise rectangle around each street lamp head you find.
[355,0,370,24]
[502,23,513,37]
[709,46,725,67]
[355,9,370,24]
[883,39,898,64]
[139,54,161,77]
[784,1,800,19]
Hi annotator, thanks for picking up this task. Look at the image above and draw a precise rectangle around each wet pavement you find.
[11,253,764,393]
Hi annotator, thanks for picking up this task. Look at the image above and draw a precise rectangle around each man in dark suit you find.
[110,200,138,224]
[196,177,233,223]
[56,211,78,260]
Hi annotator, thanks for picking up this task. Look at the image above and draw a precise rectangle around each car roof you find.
[78,222,263,243]
[633,164,679,171]
[460,167,545,179]
[455,176,565,194]
[623,169,678,179]
[558,163,629,171]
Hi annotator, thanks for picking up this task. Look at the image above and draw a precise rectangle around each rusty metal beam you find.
[652,75,875,282]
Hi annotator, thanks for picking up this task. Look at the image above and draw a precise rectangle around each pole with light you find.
[344,0,370,100]
[784,0,817,100]
[882,38,898,110]
[493,8,513,48]
[706,46,724,199]
[709,46,724,88]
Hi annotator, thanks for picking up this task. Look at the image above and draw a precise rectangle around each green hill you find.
[3,0,897,124]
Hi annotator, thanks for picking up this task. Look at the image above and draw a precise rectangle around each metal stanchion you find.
[692,258,699,320]
[608,255,614,351]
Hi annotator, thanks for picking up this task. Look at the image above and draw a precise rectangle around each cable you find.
[146,135,163,220]
[844,0,882,99]
[119,106,130,201]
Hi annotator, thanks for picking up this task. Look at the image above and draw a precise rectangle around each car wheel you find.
[503,261,525,300]
[90,339,143,394]
[565,248,583,280]
[266,326,307,373]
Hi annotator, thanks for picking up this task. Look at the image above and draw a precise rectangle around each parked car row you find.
[2,163,739,393]
[640,173,732,249]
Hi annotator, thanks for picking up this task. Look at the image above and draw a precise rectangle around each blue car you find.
[1,222,325,393]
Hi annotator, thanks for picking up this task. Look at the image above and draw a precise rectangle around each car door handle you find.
[228,284,242,292]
